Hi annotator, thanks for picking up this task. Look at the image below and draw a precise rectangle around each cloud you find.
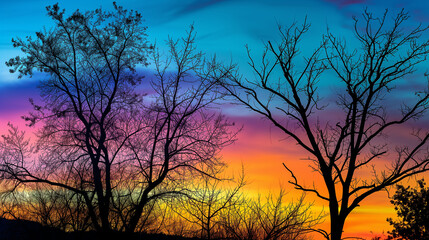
[0,80,38,116]
[171,0,228,17]
[0,79,39,135]
[324,0,368,8]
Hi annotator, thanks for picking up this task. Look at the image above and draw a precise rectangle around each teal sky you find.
[1,0,429,118]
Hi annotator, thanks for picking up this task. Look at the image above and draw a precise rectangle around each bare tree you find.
[114,26,237,233]
[0,183,27,221]
[3,3,150,234]
[220,9,429,240]
[19,184,91,232]
[175,167,246,239]
[219,189,320,240]
[1,4,235,236]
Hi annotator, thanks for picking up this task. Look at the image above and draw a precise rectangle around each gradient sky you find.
[2,0,429,239]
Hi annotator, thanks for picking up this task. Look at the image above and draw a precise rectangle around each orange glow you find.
[2,107,428,239]
[222,115,429,240]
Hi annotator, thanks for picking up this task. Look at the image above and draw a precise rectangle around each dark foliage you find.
[387,179,429,240]
[0,218,201,240]
[0,218,63,240]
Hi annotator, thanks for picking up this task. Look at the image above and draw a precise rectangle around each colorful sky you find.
[2,0,429,239]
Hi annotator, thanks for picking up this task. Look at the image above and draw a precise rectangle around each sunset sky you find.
[1,0,429,239]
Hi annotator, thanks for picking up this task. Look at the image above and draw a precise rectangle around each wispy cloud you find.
[171,0,228,17]
[324,0,368,8]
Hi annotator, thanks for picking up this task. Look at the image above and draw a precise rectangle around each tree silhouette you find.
[1,4,235,235]
[387,179,429,240]
[219,189,320,240]
[3,3,151,233]
[220,9,429,240]
[175,168,246,240]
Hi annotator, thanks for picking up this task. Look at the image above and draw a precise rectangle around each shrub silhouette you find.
[387,179,429,240]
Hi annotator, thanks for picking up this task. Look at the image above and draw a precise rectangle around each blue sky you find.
[2,0,429,123]
[2,0,429,85]
[2,0,429,117]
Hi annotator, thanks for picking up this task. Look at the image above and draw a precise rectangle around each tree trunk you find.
[330,215,345,240]
[207,216,211,240]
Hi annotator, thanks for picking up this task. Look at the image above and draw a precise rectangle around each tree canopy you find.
[1,3,236,234]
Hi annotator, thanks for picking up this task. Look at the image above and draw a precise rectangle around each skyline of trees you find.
[0,3,428,240]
